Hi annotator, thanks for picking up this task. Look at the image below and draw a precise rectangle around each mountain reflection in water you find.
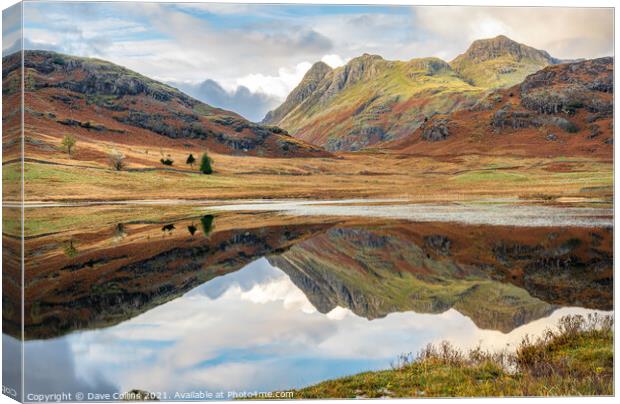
[1,207,612,398]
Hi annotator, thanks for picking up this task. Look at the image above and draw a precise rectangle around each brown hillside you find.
[2,50,330,163]
[381,57,613,159]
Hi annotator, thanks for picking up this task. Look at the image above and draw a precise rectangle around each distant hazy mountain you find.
[172,79,280,123]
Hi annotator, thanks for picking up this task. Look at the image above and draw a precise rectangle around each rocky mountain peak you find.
[453,35,553,65]
[262,61,332,124]
[450,35,558,88]
[305,61,332,81]
[347,53,384,70]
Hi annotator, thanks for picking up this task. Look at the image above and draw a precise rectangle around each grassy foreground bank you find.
[289,315,613,398]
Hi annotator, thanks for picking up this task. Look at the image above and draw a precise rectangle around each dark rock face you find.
[543,116,579,133]
[492,105,540,130]
[424,235,451,256]
[114,111,218,140]
[326,126,388,152]
[56,118,125,133]
[492,104,580,133]
[520,57,613,116]
[420,118,451,141]
[587,124,602,140]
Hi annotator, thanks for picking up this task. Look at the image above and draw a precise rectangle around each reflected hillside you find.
[4,208,612,340]
[9,211,333,340]
[268,222,612,332]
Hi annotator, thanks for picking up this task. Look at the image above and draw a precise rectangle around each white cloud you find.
[414,6,613,60]
[19,3,613,111]
[235,62,313,99]
[321,54,347,68]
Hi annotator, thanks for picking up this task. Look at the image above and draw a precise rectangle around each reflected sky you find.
[23,257,609,398]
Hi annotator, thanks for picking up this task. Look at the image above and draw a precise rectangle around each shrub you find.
[160,158,174,166]
[200,153,213,174]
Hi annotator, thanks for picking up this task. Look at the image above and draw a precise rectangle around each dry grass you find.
[288,314,613,398]
[4,151,612,204]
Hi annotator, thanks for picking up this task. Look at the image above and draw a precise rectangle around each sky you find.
[2,2,614,121]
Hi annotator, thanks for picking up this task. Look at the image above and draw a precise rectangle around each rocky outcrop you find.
[326,126,388,151]
[492,104,579,133]
[492,105,541,130]
[520,57,613,117]
[420,118,451,141]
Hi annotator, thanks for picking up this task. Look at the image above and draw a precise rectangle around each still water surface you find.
[2,201,613,399]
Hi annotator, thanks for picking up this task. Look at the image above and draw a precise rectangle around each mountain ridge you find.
[262,35,563,151]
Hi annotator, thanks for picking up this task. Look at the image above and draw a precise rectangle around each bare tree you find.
[109,150,126,171]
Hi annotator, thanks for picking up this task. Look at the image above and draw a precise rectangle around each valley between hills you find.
[1,32,614,399]
[2,35,612,206]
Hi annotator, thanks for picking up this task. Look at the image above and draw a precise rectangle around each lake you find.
[2,201,613,400]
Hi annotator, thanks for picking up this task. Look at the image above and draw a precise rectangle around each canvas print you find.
[1,1,614,401]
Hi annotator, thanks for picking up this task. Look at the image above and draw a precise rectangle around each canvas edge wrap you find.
[2,1,25,402]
